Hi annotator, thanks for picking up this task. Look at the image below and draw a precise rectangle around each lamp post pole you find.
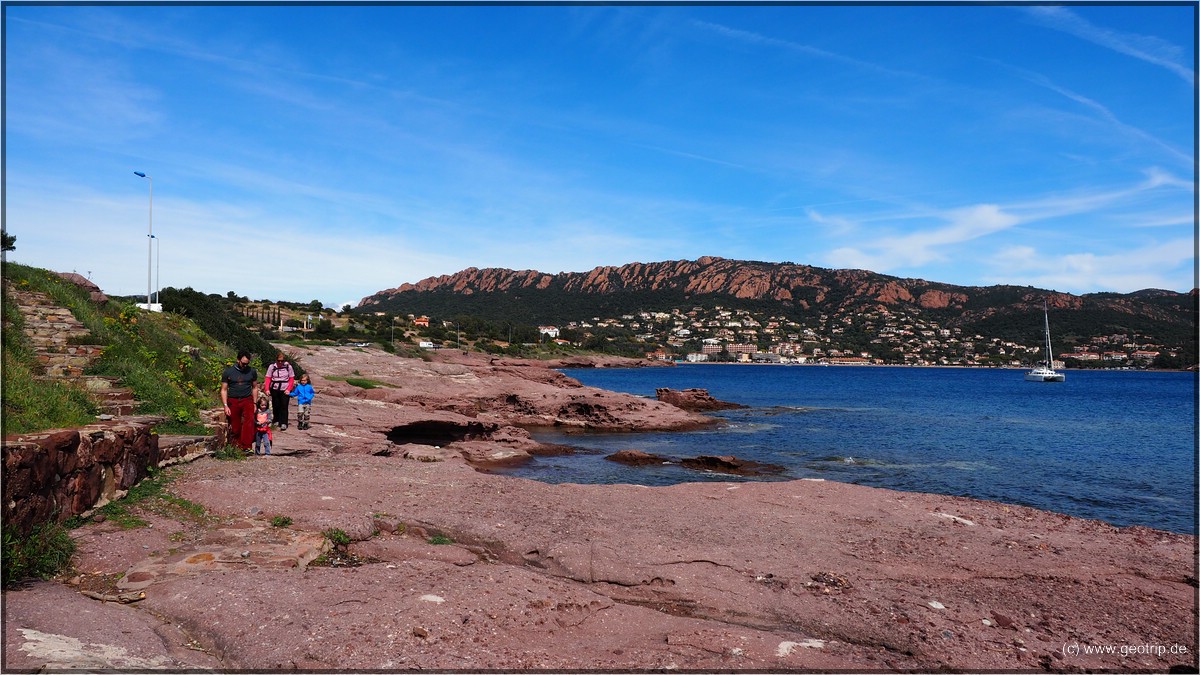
[154,235,161,304]
[133,171,153,308]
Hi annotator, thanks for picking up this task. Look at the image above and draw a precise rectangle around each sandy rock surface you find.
[4,346,1196,672]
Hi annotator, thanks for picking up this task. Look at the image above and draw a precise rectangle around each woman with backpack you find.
[263,352,295,430]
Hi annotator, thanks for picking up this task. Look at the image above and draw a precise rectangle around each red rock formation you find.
[655,388,746,412]
[4,345,1193,673]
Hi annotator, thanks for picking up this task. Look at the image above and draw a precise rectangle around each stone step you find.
[38,353,95,368]
[34,343,106,357]
[24,324,88,336]
[93,388,136,403]
[23,314,87,325]
[19,309,80,321]
[80,376,125,392]
[43,365,85,378]
[101,400,140,416]
[9,284,147,422]
[158,434,219,466]
[28,335,91,349]
[10,295,58,307]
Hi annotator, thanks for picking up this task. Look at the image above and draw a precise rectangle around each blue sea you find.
[501,365,1198,535]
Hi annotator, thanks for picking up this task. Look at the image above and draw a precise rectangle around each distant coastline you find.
[593,359,1194,373]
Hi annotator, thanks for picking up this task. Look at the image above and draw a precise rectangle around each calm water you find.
[501,365,1197,534]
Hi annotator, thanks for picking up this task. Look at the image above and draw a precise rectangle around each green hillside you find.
[1,264,285,436]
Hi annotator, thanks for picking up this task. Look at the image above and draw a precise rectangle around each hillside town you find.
[261,298,1182,370]
[542,305,1175,368]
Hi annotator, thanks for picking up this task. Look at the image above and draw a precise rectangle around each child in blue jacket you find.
[288,374,316,430]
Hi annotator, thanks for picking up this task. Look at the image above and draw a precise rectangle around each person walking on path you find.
[264,352,295,431]
[288,373,316,430]
[253,397,273,455]
[220,351,258,452]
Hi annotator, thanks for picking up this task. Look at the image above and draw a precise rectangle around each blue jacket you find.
[288,383,315,405]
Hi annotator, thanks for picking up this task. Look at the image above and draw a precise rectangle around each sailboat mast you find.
[1044,301,1054,366]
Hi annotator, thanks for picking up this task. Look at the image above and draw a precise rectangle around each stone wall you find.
[2,415,222,536]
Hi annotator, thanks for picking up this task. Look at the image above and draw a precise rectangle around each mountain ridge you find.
[360,256,1192,317]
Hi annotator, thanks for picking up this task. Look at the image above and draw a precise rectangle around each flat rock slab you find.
[116,519,329,591]
[4,346,1195,672]
[3,581,223,671]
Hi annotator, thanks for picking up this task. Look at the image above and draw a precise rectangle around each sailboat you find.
[1025,301,1065,382]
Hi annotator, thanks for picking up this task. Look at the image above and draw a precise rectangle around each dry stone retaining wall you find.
[1,417,226,536]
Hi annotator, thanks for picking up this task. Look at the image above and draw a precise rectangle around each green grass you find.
[270,515,293,528]
[81,466,206,529]
[1,276,99,435]
[213,444,248,461]
[2,262,231,435]
[427,535,455,545]
[322,527,351,547]
[324,374,393,389]
[2,521,77,587]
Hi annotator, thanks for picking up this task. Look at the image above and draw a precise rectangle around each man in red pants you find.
[221,351,259,452]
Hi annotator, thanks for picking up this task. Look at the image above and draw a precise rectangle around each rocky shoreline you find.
[3,345,1196,672]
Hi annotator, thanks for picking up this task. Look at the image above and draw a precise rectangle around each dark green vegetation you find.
[156,287,304,376]
[322,527,352,548]
[1,521,75,587]
[213,444,249,461]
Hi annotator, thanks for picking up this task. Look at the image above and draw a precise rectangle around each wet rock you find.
[606,450,670,466]
[655,388,746,412]
[679,455,786,476]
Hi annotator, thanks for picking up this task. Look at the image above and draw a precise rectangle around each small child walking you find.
[288,374,316,430]
[254,397,273,455]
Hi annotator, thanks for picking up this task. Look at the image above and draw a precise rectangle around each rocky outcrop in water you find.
[655,388,746,412]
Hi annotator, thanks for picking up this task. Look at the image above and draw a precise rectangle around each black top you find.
[222,363,258,399]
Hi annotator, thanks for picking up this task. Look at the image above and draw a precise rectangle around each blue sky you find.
[4,3,1195,309]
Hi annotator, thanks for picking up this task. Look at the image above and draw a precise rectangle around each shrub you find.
[270,515,293,528]
[213,444,247,461]
[323,527,351,547]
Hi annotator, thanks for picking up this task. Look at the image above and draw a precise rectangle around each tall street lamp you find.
[151,234,160,304]
[133,171,153,308]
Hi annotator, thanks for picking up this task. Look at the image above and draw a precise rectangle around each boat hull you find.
[1025,368,1065,382]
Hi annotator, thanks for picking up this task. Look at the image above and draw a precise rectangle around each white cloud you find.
[988,238,1195,292]
[1025,6,1194,85]
[823,203,1021,272]
[688,19,928,81]
[1019,74,1193,167]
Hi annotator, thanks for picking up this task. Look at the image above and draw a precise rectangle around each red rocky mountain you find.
[359,256,1191,324]
[364,257,970,308]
